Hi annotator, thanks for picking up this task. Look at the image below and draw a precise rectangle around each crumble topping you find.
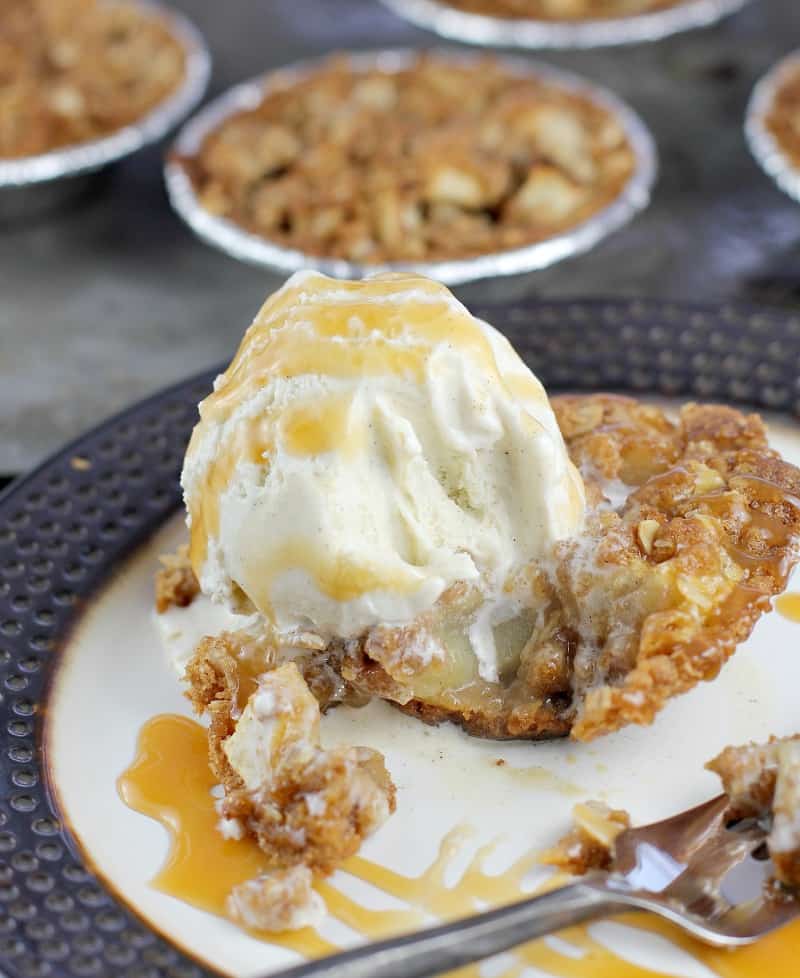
[177,53,635,265]
[540,801,630,874]
[227,865,325,933]
[362,622,447,680]
[0,0,186,159]
[184,656,395,928]
[155,545,199,614]
[426,0,687,20]
[765,60,800,173]
[216,663,395,876]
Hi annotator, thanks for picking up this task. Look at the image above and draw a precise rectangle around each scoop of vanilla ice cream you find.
[181,271,584,644]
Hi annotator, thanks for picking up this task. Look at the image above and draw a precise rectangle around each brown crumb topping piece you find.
[541,800,630,874]
[185,649,395,879]
[217,662,395,876]
[155,545,199,614]
[179,53,635,265]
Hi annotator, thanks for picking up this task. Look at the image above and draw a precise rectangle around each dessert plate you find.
[1,299,799,978]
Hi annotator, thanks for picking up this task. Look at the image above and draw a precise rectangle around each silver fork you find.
[270,795,800,978]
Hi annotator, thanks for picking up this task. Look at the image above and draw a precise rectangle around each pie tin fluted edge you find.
[0,0,211,191]
[164,48,657,286]
[745,48,800,206]
[1,299,800,978]
[377,0,751,50]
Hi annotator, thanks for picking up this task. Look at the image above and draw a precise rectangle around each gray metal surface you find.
[1,0,799,474]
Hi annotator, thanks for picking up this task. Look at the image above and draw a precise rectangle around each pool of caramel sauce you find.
[118,714,799,978]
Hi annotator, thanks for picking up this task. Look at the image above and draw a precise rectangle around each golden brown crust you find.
[184,633,244,789]
[154,546,200,614]
[186,647,396,878]
[394,695,571,741]
[0,0,185,158]
[553,394,680,484]
[554,398,800,741]
[179,53,634,266]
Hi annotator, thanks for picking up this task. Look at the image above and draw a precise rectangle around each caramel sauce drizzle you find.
[118,714,799,978]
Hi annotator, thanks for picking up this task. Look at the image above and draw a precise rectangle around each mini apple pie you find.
[764,58,800,173]
[177,54,635,264]
[0,0,186,159]
[156,274,800,928]
[425,0,687,21]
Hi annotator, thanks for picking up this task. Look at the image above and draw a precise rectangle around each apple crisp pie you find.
[176,54,635,264]
[160,396,800,747]
[424,0,689,21]
[0,0,186,159]
[764,59,800,172]
[157,392,800,928]
[155,276,800,929]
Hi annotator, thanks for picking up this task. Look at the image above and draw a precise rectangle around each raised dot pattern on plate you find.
[0,302,798,977]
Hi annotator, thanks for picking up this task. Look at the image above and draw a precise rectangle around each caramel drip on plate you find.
[775,593,800,623]
[118,714,800,978]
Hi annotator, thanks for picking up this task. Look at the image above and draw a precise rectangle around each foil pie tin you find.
[165,49,657,286]
[745,49,800,206]
[0,0,211,220]
[377,0,751,50]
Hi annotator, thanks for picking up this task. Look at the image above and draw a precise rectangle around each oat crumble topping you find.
[178,54,635,265]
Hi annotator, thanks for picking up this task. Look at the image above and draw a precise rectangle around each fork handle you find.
[269,876,631,978]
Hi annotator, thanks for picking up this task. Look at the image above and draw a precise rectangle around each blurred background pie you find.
[0,0,187,159]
